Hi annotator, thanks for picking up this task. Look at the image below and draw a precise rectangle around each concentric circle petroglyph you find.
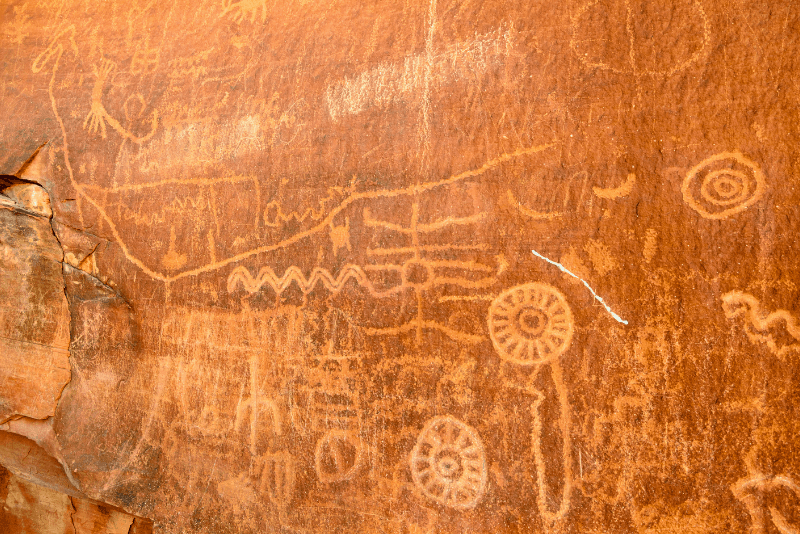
[410,416,487,510]
[488,283,574,365]
[681,151,765,220]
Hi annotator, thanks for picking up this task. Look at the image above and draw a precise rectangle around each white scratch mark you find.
[532,249,628,325]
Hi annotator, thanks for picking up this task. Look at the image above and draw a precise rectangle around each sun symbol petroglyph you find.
[682,152,766,220]
[410,416,487,510]
[488,283,574,366]
[488,281,575,524]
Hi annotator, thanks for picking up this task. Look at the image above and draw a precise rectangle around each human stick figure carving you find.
[488,282,575,525]
[84,57,159,144]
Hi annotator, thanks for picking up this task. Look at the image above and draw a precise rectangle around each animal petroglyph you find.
[488,283,574,366]
[732,473,800,534]
[571,0,710,79]
[325,27,515,121]
[315,430,364,483]
[84,58,159,143]
[722,291,800,357]
[682,151,766,220]
[226,264,399,297]
[409,416,487,510]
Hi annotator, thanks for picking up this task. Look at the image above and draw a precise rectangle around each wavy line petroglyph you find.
[593,173,636,199]
[570,0,710,79]
[409,416,488,510]
[487,283,574,524]
[29,37,556,284]
[226,264,402,297]
[732,473,800,534]
[682,152,766,220]
[325,26,515,121]
[722,291,800,357]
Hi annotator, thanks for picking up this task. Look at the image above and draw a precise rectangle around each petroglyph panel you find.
[1,0,800,533]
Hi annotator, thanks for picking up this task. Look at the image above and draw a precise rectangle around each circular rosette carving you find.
[410,416,487,510]
[488,283,574,365]
[681,151,766,220]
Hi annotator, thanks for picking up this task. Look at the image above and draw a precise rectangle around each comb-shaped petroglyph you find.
[293,352,363,434]
[722,291,800,357]
[325,27,515,121]
[409,416,488,510]
[488,283,574,366]
[682,151,766,220]
[255,451,296,510]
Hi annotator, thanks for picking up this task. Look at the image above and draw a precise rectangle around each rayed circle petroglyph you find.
[410,416,488,510]
[488,283,575,365]
[681,151,766,220]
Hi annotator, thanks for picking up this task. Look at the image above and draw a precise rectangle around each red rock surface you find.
[1,1,800,533]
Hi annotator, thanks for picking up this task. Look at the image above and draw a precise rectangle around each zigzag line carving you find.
[227,264,401,297]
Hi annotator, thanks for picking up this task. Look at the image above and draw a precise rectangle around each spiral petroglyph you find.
[681,151,766,220]
[410,416,487,510]
[488,283,574,365]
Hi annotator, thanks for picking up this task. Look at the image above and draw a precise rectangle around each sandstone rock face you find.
[1,1,800,533]
[0,182,70,423]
